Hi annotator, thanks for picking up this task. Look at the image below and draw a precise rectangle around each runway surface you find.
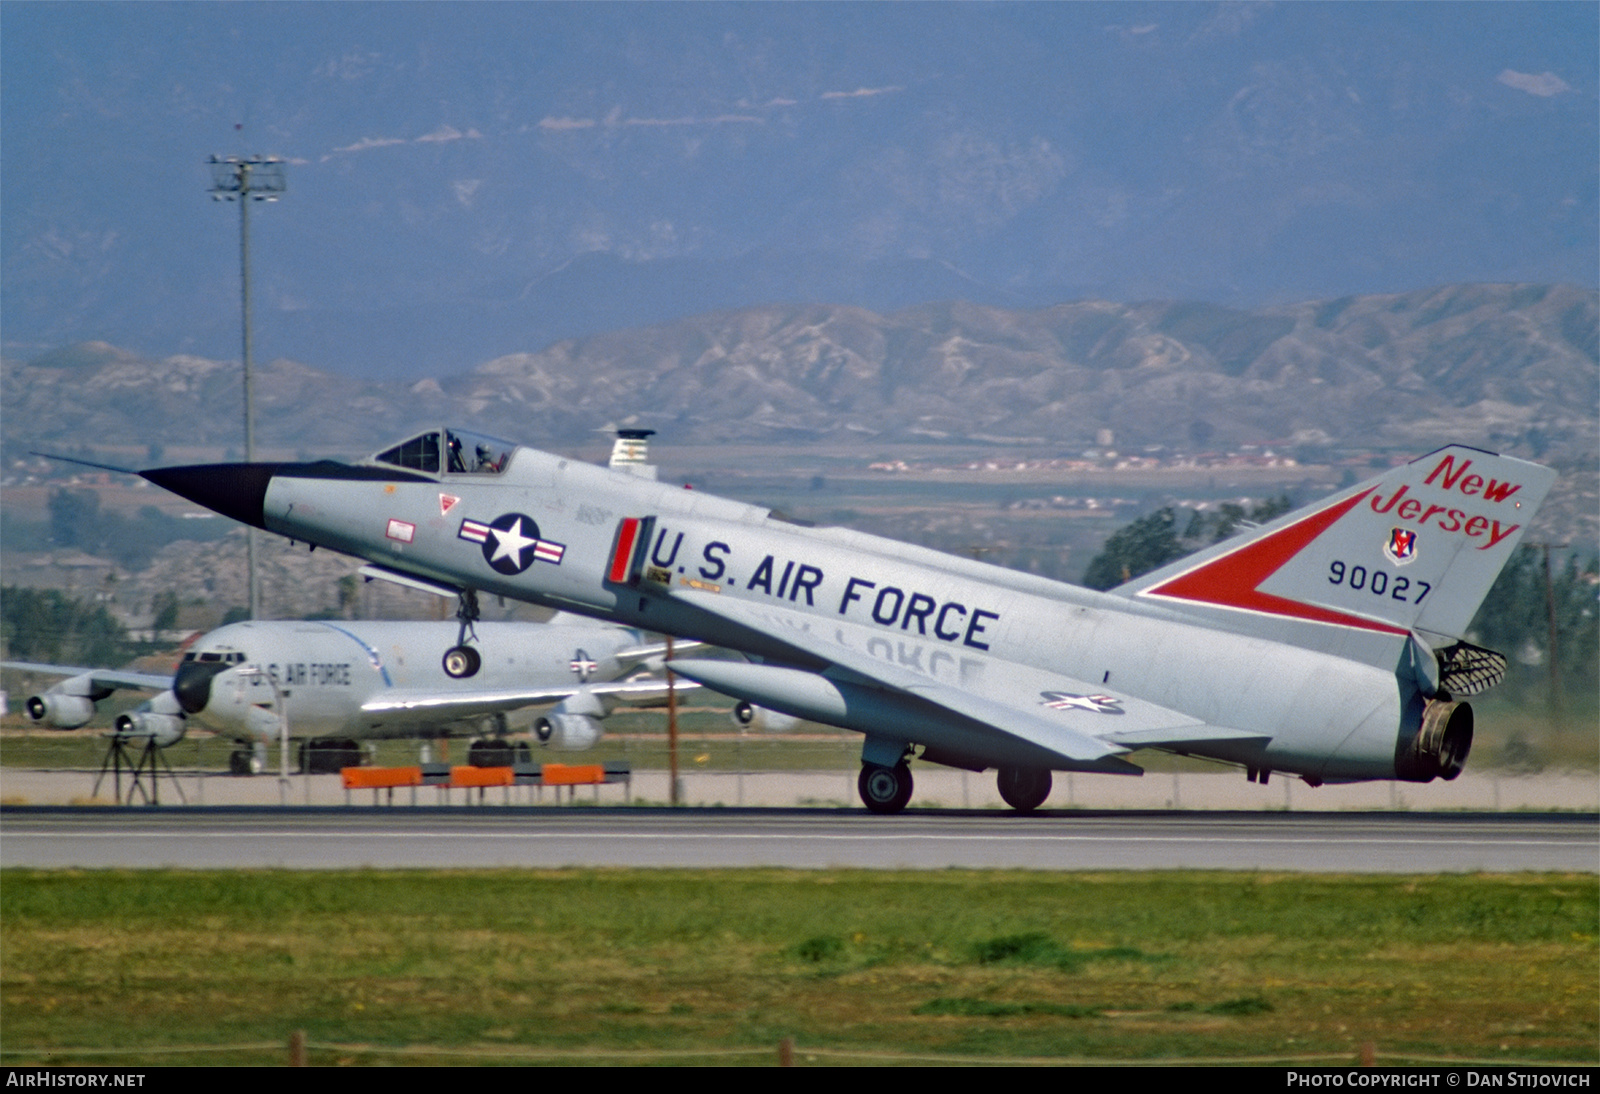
[2,808,1595,872]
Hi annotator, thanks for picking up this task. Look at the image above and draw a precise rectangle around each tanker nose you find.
[140,463,277,529]
[173,660,229,714]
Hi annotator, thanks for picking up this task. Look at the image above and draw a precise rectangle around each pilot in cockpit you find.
[372,428,515,476]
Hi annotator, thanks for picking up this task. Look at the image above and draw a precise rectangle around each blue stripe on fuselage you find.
[321,623,393,687]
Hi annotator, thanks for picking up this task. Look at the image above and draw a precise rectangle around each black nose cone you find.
[141,463,277,528]
[173,661,229,714]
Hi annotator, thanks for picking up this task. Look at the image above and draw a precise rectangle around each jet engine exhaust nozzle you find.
[1397,698,1473,782]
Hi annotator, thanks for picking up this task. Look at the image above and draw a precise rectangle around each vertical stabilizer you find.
[1114,446,1556,647]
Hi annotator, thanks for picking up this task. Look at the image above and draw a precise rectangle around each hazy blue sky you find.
[4,2,1594,376]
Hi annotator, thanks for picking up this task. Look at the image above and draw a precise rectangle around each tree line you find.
[4,488,235,571]
[1,587,129,667]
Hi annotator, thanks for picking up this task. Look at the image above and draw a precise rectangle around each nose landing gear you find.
[442,645,481,678]
[442,588,483,678]
[228,742,268,776]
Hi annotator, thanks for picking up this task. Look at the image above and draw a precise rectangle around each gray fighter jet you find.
[140,427,1555,811]
[8,612,683,774]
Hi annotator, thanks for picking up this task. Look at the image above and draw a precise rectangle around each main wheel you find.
[859,762,913,814]
[442,645,482,679]
[468,739,514,767]
[306,739,362,773]
[997,766,1053,812]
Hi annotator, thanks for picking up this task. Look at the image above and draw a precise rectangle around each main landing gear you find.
[996,766,1053,813]
[299,738,362,774]
[858,762,914,814]
[855,754,1056,815]
[466,739,533,767]
[442,588,483,678]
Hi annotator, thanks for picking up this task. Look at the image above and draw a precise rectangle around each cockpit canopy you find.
[371,428,517,476]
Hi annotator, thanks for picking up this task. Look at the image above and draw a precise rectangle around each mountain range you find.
[5,284,1594,466]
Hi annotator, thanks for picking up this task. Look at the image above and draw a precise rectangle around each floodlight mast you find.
[207,155,285,621]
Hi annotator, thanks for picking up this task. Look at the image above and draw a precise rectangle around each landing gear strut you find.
[858,762,914,814]
[228,743,267,776]
[996,766,1052,812]
[442,588,482,679]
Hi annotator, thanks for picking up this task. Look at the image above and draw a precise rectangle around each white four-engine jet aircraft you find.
[139,426,1555,812]
[9,613,684,774]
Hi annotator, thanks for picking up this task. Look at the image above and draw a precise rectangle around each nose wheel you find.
[228,745,267,776]
[858,762,914,814]
[442,644,482,679]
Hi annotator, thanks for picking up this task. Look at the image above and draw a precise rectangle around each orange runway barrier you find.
[450,765,515,788]
[339,760,631,805]
[342,765,424,805]
[540,763,607,786]
[342,766,422,790]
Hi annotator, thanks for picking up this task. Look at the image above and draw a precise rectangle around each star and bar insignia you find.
[1040,691,1124,714]
[458,513,566,576]
[569,649,597,683]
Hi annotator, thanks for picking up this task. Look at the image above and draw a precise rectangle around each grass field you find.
[2,870,1594,1066]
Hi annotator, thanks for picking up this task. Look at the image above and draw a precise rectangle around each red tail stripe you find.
[1143,488,1408,635]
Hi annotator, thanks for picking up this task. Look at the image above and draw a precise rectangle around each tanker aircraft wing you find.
[2,661,180,742]
[356,675,691,722]
[3,657,639,743]
[3,662,173,694]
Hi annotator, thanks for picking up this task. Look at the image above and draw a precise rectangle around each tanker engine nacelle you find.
[534,691,607,750]
[731,700,800,734]
[25,693,96,729]
[23,673,111,729]
[534,713,603,750]
[111,690,188,748]
[112,712,187,748]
